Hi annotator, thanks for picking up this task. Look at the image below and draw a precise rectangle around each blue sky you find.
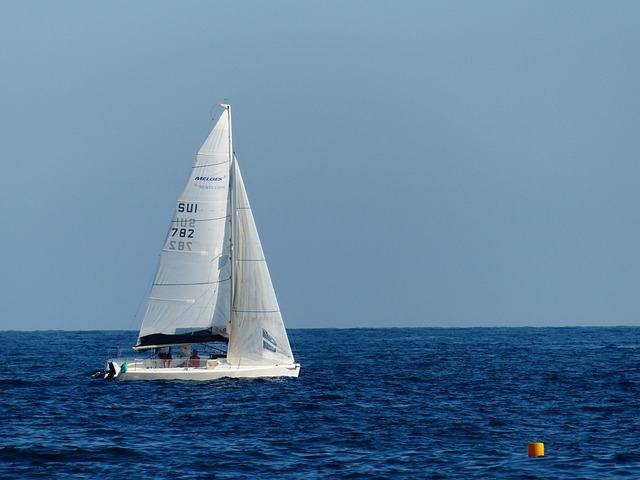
[1,1,639,330]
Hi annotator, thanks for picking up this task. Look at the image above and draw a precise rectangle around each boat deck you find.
[107,356,300,380]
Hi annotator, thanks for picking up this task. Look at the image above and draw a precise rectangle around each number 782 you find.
[169,241,192,251]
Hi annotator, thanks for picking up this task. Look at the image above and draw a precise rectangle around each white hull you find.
[107,357,300,381]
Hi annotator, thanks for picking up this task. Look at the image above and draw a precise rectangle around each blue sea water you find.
[1,327,640,479]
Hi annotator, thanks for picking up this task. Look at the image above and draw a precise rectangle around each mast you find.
[222,104,235,325]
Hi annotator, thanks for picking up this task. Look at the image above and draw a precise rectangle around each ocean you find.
[1,327,639,478]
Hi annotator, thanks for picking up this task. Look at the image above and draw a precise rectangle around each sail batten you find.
[192,159,228,165]
[151,279,230,287]
[234,310,281,314]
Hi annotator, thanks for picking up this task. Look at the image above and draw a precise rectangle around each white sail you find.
[228,160,295,366]
[107,104,300,380]
[137,109,232,348]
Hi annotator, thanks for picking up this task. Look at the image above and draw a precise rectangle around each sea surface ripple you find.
[1,327,640,478]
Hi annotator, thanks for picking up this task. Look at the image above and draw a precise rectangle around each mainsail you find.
[136,110,233,348]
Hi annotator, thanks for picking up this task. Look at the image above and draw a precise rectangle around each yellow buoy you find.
[528,442,544,457]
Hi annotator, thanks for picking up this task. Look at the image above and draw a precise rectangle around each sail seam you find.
[171,215,229,223]
[233,310,281,313]
[153,278,230,287]
[175,200,227,205]
[193,161,229,167]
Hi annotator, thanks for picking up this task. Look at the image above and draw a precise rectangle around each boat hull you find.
[106,357,300,381]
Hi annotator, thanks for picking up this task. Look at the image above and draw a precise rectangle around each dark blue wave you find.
[1,328,640,478]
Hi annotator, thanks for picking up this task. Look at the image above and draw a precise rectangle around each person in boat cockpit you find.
[157,347,172,367]
[190,349,200,368]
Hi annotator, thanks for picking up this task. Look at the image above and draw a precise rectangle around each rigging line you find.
[131,257,162,329]
[210,103,224,123]
[288,328,301,361]
[206,101,229,135]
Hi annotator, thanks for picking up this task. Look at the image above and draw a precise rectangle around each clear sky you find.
[1,1,639,331]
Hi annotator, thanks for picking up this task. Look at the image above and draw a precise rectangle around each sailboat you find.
[105,104,300,380]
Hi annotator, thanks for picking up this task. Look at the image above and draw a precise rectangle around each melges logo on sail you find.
[195,176,224,181]
[194,175,226,190]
